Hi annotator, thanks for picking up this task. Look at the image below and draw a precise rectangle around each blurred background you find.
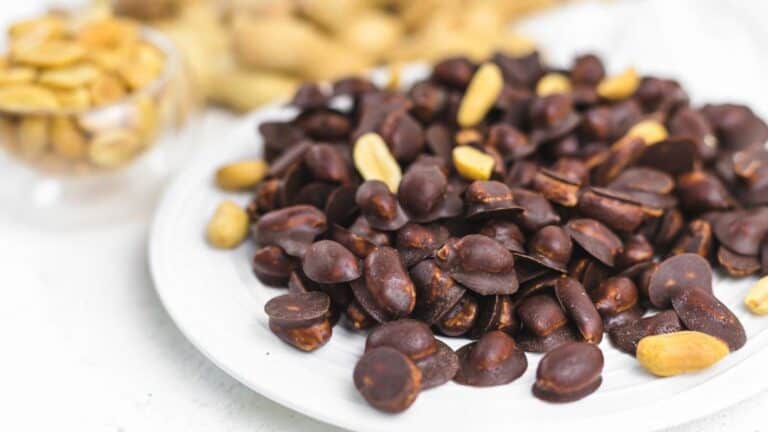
[2,0,768,431]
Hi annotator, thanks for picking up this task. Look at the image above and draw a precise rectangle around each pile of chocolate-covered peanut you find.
[245,51,768,412]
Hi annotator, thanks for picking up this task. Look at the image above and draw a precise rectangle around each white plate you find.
[149,98,768,431]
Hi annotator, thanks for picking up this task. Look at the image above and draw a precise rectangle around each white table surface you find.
[2,0,768,430]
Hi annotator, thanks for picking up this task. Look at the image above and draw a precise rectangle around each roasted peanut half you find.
[453,145,494,181]
[207,200,249,249]
[625,119,668,145]
[745,276,768,315]
[216,159,269,191]
[88,128,142,168]
[457,62,503,128]
[536,73,572,97]
[597,67,639,101]
[51,117,87,159]
[636,331,729,377]
[353,132,402,192]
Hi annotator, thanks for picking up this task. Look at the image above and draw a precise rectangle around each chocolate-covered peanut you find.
[517,294,568,337]
[256,205,327,257]
[362,247,416,318]
[410,259,466,325]
[533,342,603,403]
[555,277,603,343]
[671,288,746,351]
[302,240,361,284]
[365,319,437,361]
[533,168,580,207]
[264,292,332,352]
[464,180,522,219]
[565,218,623,267]
[670,219,713,258]
[414,340,460,390]
[356,180,409,231]
[304,144,351,184]
[252,245,294,286]
[436,235,519,295]
[354,347,421,413]
[436,294,479,337]
[523,225,573,272]
[396,223,450,267]
[592,276,643,330]
[609,310,683,355]
[454,331,527,387]
[647,253,713,309]
[479,220,526,253]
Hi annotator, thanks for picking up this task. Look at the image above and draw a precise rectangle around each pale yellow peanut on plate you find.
[745,276,768,315]
[625,119,668,145]
[353,132,402,192]
[207,200,249,249]
[597,67,640,101]
[536,73,572,96]
[636,331,729,377]
[453,145,495,181]
[216,159,269,191]
[457,62,504,128]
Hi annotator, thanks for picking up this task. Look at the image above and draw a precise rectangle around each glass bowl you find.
[0,27,195,175]
[0,26,199,227]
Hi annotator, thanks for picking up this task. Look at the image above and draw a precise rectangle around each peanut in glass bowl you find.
[0,27,196,176]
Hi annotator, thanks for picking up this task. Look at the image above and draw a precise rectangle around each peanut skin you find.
[636,331,729,377]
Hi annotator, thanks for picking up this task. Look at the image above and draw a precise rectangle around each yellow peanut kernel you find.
[626,119,668,145]
[12,40,85,68]
[88,128,142,168]
[206,200,249,249]
[536,73,572,96]
[353,132,402,192]
[17,116,50,158]
[38,64,101,89]
[636,331,729,377]
[50,117,87,159]
[597,67,640,101]
[55,87,92,110]
[0,67,36,85]
[457,62,504,128]
[90,73,127,107]
[745,276,768,315]
[216,160,269,191]
[453,145,495,180]
[0,84,59,111]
